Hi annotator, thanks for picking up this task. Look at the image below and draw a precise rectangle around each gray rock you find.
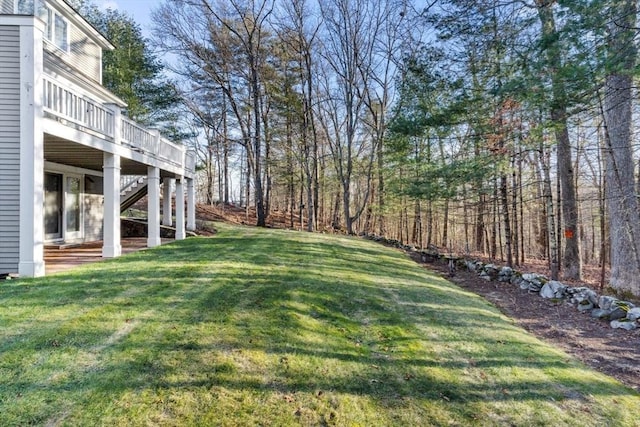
[614,300,635,311]
[498,266,514,283]
[528,282,544,292]
[586,290,599,306]
[627,307,640,321]
[483,264,499,280]
[598,295,618,311]
[577,300,594,312]
[569,287,598,305]
[465,260,477,272]
[520,273,546,293]
[522,273,545,283]
[566,286,589,296]
[479,272,491,281]
[484,263,498,272]
[500,266,513,275]
[591,309,613,319]
[540,281,567,299]
[609,307,628,321]
[611,319,638,330]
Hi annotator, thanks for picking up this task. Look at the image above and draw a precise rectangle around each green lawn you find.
[1,223,638,426]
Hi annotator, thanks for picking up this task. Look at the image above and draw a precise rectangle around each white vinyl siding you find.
[32,2,102,83]
[0,0,12,14]
[0,25,21,274]
[68,24,101,83]
[43,20,102,84]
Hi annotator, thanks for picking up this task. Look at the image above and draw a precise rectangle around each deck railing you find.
[120,118,156,151]
[42,75,194,175]
[43,76,114,137]
[185,150,197,174]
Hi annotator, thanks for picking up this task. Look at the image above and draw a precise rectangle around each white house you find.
[0,0,197,277]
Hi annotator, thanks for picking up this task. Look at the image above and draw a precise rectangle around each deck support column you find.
[102,153,121,257]
[147,167,161,247]
[162,178,174,226]
[18,18,45,277]
[187,178,196,231]
[175,177,186,240]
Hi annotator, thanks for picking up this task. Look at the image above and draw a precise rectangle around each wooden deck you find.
[44,238,169,274]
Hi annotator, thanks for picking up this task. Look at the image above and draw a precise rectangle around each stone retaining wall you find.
[362,234,638,331]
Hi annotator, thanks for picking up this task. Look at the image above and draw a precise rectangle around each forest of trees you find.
[81,0,640,296]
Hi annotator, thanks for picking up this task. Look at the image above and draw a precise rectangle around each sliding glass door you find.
[44,172,83,242]
[65,175,82,241]
[44,172,63,241]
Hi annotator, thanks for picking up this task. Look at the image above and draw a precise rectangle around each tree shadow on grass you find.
[1,229,639,425]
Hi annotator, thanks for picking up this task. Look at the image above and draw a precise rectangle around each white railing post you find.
[102,152,121,258]
[147,166,161,248]
[106,103,120,142]
[162,177,174,226]
[187,177,196,231]
[175,177,186,240]
[185,149,196,175]
[149,129,161,156]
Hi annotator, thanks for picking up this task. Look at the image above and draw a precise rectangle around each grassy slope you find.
[0,223,639,426]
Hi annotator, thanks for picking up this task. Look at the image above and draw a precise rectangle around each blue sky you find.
[96,0,156,37]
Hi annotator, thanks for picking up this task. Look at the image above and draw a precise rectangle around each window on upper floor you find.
[47,7,69,51]
[16,0,69,52]
[15,0,43,15]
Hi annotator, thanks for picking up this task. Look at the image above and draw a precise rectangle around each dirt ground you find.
[196,203,306,230]
[418,255,640,393]
[196,203,640,393]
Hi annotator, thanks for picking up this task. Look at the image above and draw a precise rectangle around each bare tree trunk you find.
[476,193,485,253]
[540,144,559,280]
[442,200,449,248]
[403,201,409,245]
[299,169,305,229]
[512,153,519,266]
[533,154,547,258]
[331,191,341,231]
[222,98,230,204]
[536,0,581,279]
[216,145,222,203]
[601,0,640,295]
[462,186,470,253]
[490,181,497,259]
[377,138,386,236]
[556,169,562,271]
[501,173,513,267]
[518,151,525,264]
[598,125,607,289]
[207,145,215,205]
[426,200,433,247]
[288,129,295,229]
[245,149,251,220]
[412,199,422,246]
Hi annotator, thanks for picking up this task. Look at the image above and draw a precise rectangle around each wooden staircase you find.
[120,176,148,212]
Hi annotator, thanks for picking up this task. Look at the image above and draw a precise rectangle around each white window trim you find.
[63,173,84,242]
[44,168,86,243]
[44,4,70,53]
[16,0,70,53]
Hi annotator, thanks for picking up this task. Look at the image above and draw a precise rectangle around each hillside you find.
[1,224,638,425]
